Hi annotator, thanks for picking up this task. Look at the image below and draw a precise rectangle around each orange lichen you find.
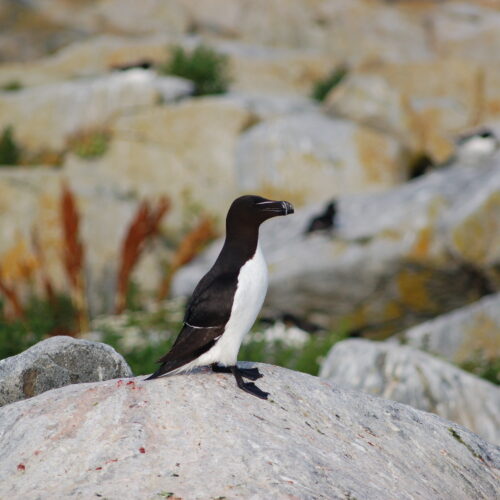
[457,312,500,363]
[0,236,38,283]
[396,267,437,312]
[450,191,500,265]
[409,227,433,259]
[355,127,398,184]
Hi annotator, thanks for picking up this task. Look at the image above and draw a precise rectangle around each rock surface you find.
[395,292,500,367]
[0,336,132,407]
[0,69,193,150]
[236,112,406,203]
[0,364,499,499]
[320,339,500,445]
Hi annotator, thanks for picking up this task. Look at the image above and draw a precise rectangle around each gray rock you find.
[320,339,500,445]
[173,158,500,332]
[0,336,132,407]
[236,112,406,204]
[0,364,498,499]
[394,293,500,367]
[0,69,193,150]
[221,91,320,120]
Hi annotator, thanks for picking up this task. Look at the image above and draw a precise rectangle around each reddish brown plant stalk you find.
[60,182,89,334]
[157,216,217,301]
[115,196,170,314]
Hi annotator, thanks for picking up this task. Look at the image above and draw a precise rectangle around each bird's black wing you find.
[183,270,239,327]
[145,270,238,380]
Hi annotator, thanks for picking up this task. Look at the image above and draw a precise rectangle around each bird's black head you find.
[226,195,294,229]
[478,129,495,139]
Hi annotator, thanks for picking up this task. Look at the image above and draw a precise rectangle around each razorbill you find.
[146,195,294,399]
[305,200,337,234]
[456,128,499,160]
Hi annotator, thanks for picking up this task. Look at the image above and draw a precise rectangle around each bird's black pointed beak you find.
[281,201,294,216]
[256,199,294,217]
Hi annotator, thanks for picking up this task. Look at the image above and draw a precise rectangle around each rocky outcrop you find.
[394,293,500,368]
[320,339,500,445]
[0,69,193,150]
[173,157,500,333]
[0,336,132,407]
[0,364,498,499]
[236,112,406,203]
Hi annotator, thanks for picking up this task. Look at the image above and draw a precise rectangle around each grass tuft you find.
[311,65,348,102]
[161,45,230,96]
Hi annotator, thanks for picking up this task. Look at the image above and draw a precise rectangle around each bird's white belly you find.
[195,244,268,367]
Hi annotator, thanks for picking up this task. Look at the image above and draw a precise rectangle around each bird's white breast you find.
[459,137,497,158]
[197,243,268,367]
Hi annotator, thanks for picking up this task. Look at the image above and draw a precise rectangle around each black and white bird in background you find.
[146,195,294,399]
[408,127,499,180]
[455,128,499,161]
[304,200,337,235]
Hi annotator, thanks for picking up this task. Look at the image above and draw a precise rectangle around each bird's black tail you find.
[144,359,187,380]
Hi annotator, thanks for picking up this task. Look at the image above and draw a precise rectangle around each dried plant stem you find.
[157,216,217,301]
[115,197,170,314]
[60,182,89,334]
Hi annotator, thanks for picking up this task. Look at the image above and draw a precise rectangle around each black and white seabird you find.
[146,195,294,399]
[455,128,499,160]
[305,200,337,234]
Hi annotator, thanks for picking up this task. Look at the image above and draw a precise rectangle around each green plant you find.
[311,65,348,102]
[162,45,230,96]
[240,325,346,376]
[1,80,22,92]
[67,129,110,159]
[461,355,500,386]
[0,295,77,361]
[0,126,21,165]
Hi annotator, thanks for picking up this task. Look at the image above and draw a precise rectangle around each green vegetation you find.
[239,326,346,376]
[67,128,110,159]
[0,126,21,165]
[161,45,231,96]
[311,65,348,102]
[461,354,499,386]
[0,295,77,360]
[93,305,345,377]
[1,80,23,92]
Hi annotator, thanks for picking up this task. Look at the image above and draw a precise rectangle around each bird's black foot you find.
[211,364,263,381]
[230,366,269,400]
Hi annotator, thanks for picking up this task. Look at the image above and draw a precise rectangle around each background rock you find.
[394,292,500,369]
[0,364,498,499]
[319,338,500,445]
[0,336,132,407]
[236,112,406,205]
[0,69,193,151]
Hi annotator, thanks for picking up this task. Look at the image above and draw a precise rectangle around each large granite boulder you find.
[0,69,193,150]
[394,293,500,370]
[0,336,132,407]
[319,339,500,445]
[0,34,172,87]
[0,364,498,498]
[173,157,500,333]
[236,112,406,204]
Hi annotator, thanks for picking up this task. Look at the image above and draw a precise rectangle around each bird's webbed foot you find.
[230,366,269,400]
[211,364,263,381]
